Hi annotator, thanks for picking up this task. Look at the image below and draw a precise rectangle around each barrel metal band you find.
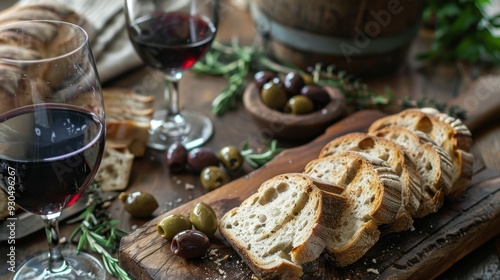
[250,3,419,56]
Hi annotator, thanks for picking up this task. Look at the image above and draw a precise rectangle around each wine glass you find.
[125,0,219,150]
[0,20,106,279]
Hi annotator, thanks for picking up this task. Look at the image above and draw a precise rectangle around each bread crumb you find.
[367,268,379,275]
[372,258,377,264]
[185,183,195,190]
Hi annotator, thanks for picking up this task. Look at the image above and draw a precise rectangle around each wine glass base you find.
[13,247,106,280]
[148,110,213,151]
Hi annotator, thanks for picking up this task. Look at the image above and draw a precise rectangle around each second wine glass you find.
[125,0,219,150]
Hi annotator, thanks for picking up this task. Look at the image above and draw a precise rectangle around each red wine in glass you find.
[0,104,105,215]
[128,12,216,72]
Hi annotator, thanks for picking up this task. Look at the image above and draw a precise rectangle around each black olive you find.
[165,142,188,173]
[283,71,305,97]
[171,229,210,259]
[187,148,220,173]
[254,71,278,90]
[300,85,331,109]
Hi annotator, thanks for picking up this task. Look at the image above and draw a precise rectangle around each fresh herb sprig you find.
[241,139,285,168]
[69,187,131,280]
[193,40,258,115]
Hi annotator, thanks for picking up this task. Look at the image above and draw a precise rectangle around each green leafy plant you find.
[419,0,500,63]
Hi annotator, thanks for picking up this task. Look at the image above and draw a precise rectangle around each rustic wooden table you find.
[1,2,499,279]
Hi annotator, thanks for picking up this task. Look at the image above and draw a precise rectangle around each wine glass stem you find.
[41,212,70,274]
[156,73,192,142]
[165,77,181,117]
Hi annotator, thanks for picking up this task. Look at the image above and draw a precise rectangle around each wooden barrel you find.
[250,0,424,77]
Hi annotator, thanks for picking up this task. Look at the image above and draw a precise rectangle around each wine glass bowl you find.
[0,20,106,279]
[125,0,219,150]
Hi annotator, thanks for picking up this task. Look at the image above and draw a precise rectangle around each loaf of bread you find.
[0,3,95,115]
[319,132,421,232]
[0,2,95,111]
[368,108,473,196]
[219,173,346,279]
[219,108,474,278]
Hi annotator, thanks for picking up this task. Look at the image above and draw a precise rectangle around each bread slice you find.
[319,132,421,232]
[303,152,402,266]
[104,89,154,157]
[368,108,473,196]
[95,144,134,191]
[219,173,346,279]
[370,127,454,217]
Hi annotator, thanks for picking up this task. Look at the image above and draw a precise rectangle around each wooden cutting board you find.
[119,110,500,280]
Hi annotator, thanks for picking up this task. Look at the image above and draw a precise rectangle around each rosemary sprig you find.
[241,139,285,168]
[193,40,257,115]
[69,188,131,280]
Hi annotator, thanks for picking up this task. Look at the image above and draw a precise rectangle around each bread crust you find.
[304,152,403,266]
[305,152,402,224]
[319,132,421,232]
[368,108,473,196]
[371,127,454,217]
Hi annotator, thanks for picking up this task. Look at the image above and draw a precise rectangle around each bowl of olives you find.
[243,71,345,141]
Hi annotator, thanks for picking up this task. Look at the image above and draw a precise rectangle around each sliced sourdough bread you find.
[219,173,346,279]
[303,151,402,266]
[370,127,454,217]
[319,132,421,232]
[368,108,473,196]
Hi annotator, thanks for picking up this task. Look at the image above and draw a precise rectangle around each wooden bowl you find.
[243,83,345,141]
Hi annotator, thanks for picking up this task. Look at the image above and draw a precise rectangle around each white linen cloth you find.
[20,0,143,83]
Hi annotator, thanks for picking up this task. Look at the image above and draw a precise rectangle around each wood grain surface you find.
[119,110,500,280]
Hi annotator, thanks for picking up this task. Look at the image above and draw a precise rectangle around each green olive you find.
[119,191,159,218]
[157,214,192,240]
[284,95,314,115]
[301,73,314,85]
[189,202,218,238]
[261,80,287,110]
[218,145,243,172]
[200,166,229,191]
